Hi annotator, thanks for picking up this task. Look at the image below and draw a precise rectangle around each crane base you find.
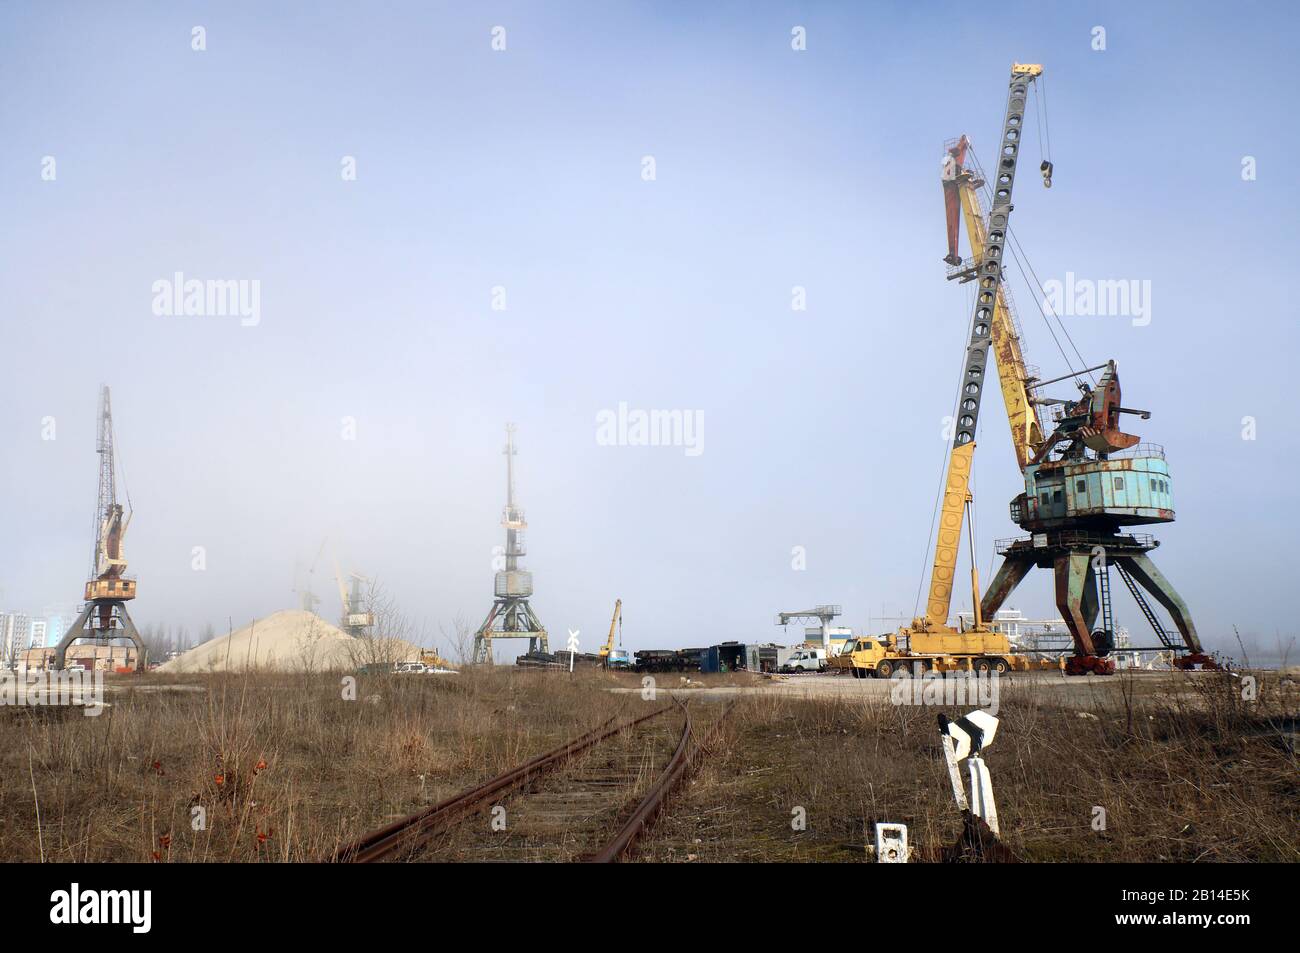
[1172,652,1220,671]
[1065,654,1116,677]
[52,599,148,673]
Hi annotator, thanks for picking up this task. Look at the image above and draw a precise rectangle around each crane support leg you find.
[1054,552,1099,658]
[1080,560,1101,634]
[52,601,148,672]
[1113,554,1203,655]
[473,606,500,665]
[979,555,1033,620]
[51,604,93,671]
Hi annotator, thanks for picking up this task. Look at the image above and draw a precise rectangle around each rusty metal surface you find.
[584,702,694,863]
[586,699,739,863]
[327,705,674,863]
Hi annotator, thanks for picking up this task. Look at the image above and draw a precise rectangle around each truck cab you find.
[829,637,888,674]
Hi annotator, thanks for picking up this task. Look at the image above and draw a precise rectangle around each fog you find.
[2,3,1297,664]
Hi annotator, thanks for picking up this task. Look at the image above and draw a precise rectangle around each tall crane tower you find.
[333,557,376,638]
[53,386,148,672]
[292,538,328,613]
[939,69,1211,675]
[472,424,548,663]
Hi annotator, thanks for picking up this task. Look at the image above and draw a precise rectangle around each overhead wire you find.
[967,142,1095,387]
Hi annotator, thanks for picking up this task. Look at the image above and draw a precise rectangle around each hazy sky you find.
[2,1,1297,663]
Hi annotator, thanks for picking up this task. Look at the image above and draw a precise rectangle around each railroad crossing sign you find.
[567,629,580,673]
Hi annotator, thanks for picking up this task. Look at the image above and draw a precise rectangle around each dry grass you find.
[642,671,1300,862]
[2,667,1295,862]
[0,668,629,862]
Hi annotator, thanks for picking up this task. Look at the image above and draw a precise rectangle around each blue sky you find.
[2,1,1297,662]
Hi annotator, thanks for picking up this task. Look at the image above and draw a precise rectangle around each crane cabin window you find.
[1114,476,1125,491]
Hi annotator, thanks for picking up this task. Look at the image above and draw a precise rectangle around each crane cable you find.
[1005,229,1096,386]
[112,414,133,518]
[967,142,1095,388]
[1034,75,1052,168]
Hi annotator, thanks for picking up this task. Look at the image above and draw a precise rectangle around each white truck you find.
[780,648,827,672]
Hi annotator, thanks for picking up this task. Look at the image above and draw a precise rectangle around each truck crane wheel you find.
[973,659,992,674]
[876,660,894,678]
[992,658,1009,674]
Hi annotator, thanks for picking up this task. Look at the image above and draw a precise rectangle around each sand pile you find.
[157,609,423,673]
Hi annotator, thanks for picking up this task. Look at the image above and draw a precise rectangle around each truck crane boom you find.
[923,63,1041,629]
[944,136,1046,470]
[599,599,622,659]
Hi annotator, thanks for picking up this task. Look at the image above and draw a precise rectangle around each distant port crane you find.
[53,386,147,672]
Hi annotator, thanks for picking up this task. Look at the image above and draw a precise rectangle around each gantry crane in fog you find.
[923,63,1213,674]
[473,424,548,663]
[53,386,148,671]
[333,554,375,639]
[292,538,327,613]
[776,605,843,654]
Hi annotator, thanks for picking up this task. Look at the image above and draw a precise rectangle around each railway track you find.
[329,699,718,863]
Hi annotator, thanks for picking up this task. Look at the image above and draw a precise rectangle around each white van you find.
[781,648,826,672]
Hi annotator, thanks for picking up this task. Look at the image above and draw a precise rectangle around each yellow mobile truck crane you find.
[834,64,1049,679]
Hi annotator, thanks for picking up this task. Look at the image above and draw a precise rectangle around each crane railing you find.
[995,532,1157,554]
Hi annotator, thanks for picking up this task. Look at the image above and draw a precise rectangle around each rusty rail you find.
[584,701,693,862]
[585,699,736,863]
[328,704,673,863]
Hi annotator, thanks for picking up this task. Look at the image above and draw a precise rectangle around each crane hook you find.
[1040,159,1053,189]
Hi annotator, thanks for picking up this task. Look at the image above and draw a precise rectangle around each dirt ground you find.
[0,666,1295,862]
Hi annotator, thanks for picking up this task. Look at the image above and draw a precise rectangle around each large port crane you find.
[941,71,1213,675]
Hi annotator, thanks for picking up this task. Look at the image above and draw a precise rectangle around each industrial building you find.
[19,643,139,673]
